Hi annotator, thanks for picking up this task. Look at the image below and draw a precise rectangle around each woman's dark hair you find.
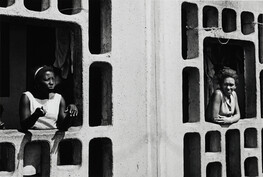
[34,65,54,85]
[216,67,239,86]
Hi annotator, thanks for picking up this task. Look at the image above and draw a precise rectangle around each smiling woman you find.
[205,67,241,124]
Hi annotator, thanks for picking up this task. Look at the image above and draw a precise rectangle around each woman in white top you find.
[19,66,78,176]
[19,65,77,130]
[206,67,241,124]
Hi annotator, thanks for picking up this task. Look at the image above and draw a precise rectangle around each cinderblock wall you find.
[0,0,151,176]
[2,0,263,177]
[159,1,263,177]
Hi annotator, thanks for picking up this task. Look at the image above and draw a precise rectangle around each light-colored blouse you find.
[206,89,238,122]
[23,91,61,129]
[218,90,236,117]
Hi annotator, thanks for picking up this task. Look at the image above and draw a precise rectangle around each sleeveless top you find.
[218,90,236,117]
[23,91,62,129]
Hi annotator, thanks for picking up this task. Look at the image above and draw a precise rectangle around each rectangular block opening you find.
[0,143,15,172]
[241,11,255,35]
[0,21,10,97]
[181,2,199,59]
[244,128,257,148]
[226,129,241,177]
[89,138,113,177]
[204,38,256,120]
[260,71,263,118]
[89,62,112,126]
[259,15,263,63]
[184,133,201,177]
[0,15,83,129]
[89,0,111,54]
[183,67,200,123]
[206,162,221,177]
[24,0,49,11]
[245,157,258,176]
[205,131,221,152]
[203,6,218,30]
[222,8,236,32]
[58,139,82,165]
[58,0,81,15]
[261,129,263,173]
[24,141,50,177]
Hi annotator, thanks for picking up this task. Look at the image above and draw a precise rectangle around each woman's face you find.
[221,77,236,97]
[39,71,56,91]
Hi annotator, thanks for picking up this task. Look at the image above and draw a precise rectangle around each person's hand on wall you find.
[214,115,233,124]
[65,104,78,117]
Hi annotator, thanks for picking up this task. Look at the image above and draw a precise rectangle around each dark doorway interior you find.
[204,37,256,119]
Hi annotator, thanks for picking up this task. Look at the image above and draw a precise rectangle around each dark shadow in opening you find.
[89,138,113,177]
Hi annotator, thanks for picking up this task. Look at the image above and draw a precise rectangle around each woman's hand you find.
[214,115,232,124]
[34,107,46,117]
[65,104,78,117]
[57,101,78,131]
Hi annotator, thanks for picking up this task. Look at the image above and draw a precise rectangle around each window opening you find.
[204,38,256,120]
[0,15,83,129]
[58,139,82,165]
[89,62,112,126]
[226,129,241,177]
[181,2,199,59]
[244,128,257,148]
[27,23,83,127]
[89,0,111,54]
[184,133,201,177]
[244,157,258,176]
[203,6,218,30]
[0,143,15,172]
[89,138,113,177]
[241,11,254,35]
[206,162,221,177]
[205,131,221,152]
[24,0,49,11]
[0,21,10,97]
[222,8,236,32]
[183,67,200,123]
[24,141,50,177]
[0,0,14,7]
[58,0,81,15]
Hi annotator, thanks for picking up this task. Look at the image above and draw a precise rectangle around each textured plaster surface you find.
[2,0,263,177]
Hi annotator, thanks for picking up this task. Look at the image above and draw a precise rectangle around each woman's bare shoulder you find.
[213,89,223,97]
[232,91,237,96]
[232,91,239,100]
[209,89,222,103]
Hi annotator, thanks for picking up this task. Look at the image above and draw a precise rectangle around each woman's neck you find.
[32,89,52,99]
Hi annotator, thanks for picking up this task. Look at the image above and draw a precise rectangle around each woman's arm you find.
[56,96,74,131]
[210,90,222,123]
[19,94,46,130]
